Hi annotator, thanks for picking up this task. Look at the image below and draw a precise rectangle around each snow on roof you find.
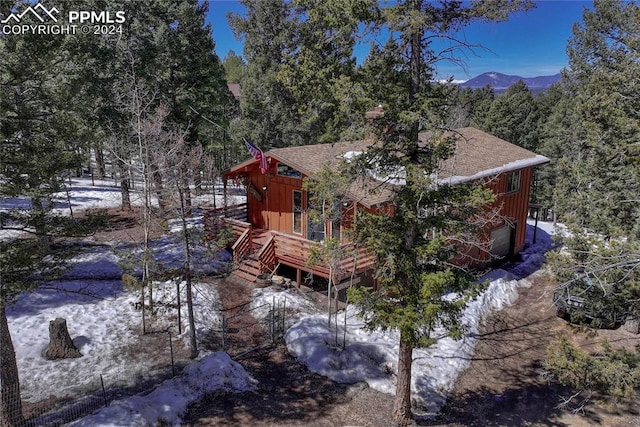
[439,155,550,185]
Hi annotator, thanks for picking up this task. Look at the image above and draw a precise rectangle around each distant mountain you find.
[460,72,561,92]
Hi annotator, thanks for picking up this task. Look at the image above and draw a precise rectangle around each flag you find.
[244,138,268,174]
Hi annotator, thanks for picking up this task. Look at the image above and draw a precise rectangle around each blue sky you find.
[206,0,592,81]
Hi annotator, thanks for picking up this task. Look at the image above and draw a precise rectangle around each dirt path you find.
[184,276,396,427]
[86,213,639,426]
[436,272,640,427]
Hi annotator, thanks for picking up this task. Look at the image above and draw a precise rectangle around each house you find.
[208,127,549,287]
[227,83,241,100]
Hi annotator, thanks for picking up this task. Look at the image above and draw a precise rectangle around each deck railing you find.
[256,235,277,274]
[203,204,248,239]
[270,231,375,281]
[205,210,376,282]
[231,227,252,267]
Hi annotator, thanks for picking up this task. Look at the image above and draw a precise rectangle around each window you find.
[506,170,521,193]
[277,163,302,179]
[307,215,325,242]
[293,190,302,234]
[331,217,341,240]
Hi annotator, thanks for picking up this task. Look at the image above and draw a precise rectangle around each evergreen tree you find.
[444,85,495,128]
[467,85,496,129]
[359,39,410,114]
[345,1,533,424]
[229,0,372,147]
[228,0,302,148]
[561,0,640,237]
[0,2,86,422]
[223,50,245,84]
[544,0,640,404]
[478,80,540,151]
[82,0,232,208]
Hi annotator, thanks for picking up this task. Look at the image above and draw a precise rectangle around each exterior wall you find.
[239,160,535,260]
[245,160,307,236]
[485,166,534,256]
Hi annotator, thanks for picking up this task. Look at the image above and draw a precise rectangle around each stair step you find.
[246,254,259,262]
[239,263,261,276]
[232,269,256,282]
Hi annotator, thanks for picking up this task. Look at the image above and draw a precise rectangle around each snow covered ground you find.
[2,178,251,424]
[2,177,563,425]
[283,218,558,416]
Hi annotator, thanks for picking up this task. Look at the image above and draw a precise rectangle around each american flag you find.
[244,138,268,174]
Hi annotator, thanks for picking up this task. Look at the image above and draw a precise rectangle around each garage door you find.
[490,225,513,259]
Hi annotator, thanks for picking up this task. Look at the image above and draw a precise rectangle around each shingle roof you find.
[435,127,549,184]
[227,83,240,99]
[269,140,395,207]
[225,127,549,208]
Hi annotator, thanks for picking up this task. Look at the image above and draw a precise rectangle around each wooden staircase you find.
[232,229,274,282]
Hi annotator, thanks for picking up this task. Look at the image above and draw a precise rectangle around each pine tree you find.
[560,0,640,237]
[229,0,372,147]
[0,2,85,422]
[345,2,533,423]
[228,0,302,148]
[478,80,540,151]
[223,50,245,84]
[544,0,640,404]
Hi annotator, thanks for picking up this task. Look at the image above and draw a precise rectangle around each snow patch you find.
[70,352,256,427]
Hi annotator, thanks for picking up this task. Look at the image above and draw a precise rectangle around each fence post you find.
[169,332,175,377]
[100,374,108,407]
[176,280,182,335]
[282,298,286,340]
[271,296,275,344]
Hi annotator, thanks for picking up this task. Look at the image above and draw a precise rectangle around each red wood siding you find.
[485,167,533,255]
[237,160,534,260]
[245,160,307,236]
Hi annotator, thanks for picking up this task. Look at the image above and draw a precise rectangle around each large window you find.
[293,190,302,234]
[278,163,302,179]
[506,170,521,193]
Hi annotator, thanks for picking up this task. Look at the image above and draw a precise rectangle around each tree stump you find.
[43,318,83,360]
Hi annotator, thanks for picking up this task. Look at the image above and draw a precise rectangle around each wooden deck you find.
[204,207,375,284]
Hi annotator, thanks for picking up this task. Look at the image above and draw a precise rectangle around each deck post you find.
[223,176,228,216]
[296,268,302,287]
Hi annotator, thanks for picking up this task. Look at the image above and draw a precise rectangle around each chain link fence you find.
[220,296,288,359]
[2,296,288,426]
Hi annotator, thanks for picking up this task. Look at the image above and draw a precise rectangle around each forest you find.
[1,0,639,425]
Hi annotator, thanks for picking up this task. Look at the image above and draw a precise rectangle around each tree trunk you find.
[152,166,167,214]
[183,176,192,217]
[93,142,105,179]
[393,331,414,426]
[0,301,25,427]
[42,318,82,360]
[118,159,131,211]
[194,168,203,196]
[30,197,51,253]
[180,186,198,358]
